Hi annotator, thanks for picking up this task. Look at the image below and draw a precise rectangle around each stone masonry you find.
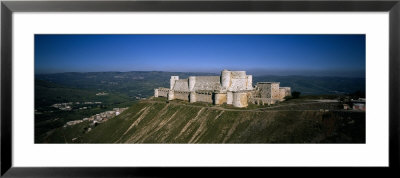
[154,69,291,108]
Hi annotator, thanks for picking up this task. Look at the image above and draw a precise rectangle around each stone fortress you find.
[154,70,291,108]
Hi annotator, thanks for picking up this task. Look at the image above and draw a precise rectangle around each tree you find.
[292,91,301,99]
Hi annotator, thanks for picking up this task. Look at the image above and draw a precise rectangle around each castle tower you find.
[213,92,227,105]
[226,91,233,105]
[168,90,174,100]
[246,75,253,90]
[189,91,196,103]
[221,69,231,90]
[232,91,248,108]
[188,76,196,91]
[170,76,179,90]
[154,89,159,97]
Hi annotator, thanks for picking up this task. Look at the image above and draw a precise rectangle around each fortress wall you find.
[230,71,247,79]
[226,91,233,104]
[174,91,190,101]
[271,83,280,100]
[229,78,248,91]
[189,91,196,103]
[280,87,291,96]
[232,92,248,108]
[168,90,174,100]
[189,76,196,91]
[221,70,231,89]
[196,92,213,103]
[170,76,179,90]
[279,88,286,100]
[257,83,272,98]
[194,76,221,90]
[214,93,227,105]
[154,89,159,97]
[249,98,276,105]
[173,79,189,91]
[157,88,169,97]
[246,75,253,90]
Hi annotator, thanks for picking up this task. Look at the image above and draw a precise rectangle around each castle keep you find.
[154,70,291,108]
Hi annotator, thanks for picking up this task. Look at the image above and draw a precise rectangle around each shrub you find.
[292,91,301,99]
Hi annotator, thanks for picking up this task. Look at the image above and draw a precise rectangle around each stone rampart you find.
[214,93,227,105]
[173,79,189,91]
[196,91,213,103]
[189,76,196,91]
[232,91,248,108]
[189,91,196,103]
[157,88,169,97]
[249,98,276,105]
[271,83,280,100]
[226,91,233,104]
[170,76,179,90]
[154,89,159,97]
[154,70,290,108]
[168,90,174,100]
[221,69,231,89]
[174,91,190,101]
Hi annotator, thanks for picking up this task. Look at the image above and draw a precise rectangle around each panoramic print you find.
[35,34,366,143]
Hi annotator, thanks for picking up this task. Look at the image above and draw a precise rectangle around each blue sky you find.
[35,34,365,77]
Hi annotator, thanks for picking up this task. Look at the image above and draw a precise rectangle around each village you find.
[64,107,128,128]
[51,101,103,111]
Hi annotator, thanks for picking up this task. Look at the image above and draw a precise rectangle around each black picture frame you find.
[1,0,399,177]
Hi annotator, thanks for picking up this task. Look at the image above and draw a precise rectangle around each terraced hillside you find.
[77,99,365,143]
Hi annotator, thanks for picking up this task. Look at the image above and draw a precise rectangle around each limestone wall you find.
[174,91,190,101]
[196,91,213,103]
[280,87,291,97]
[173,79,189,91]
[229,78,248,91]
[157,88,169,97]
[221,70,231,89]
[246,75,253,90]
[189,76,196,91]
[256,82,280,99]
[214,93,227,105]
[168,90,174,100]
[154,89,159,97]
[257,83,272,98]
[249,98,276,105]
[226,91,233,104]
[170,76,179,90]
[231,71,247,79]
[279,88,286,100]
[189,91,196,103]
[232,92,248,108]
[221,70,253,92]
[271,83,280,100]
[228,71,249,91]
[193,76,221,90]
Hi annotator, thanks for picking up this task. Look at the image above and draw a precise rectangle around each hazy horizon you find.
[34,69,366,78]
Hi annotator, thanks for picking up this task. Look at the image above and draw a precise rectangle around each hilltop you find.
[43,97,365,143]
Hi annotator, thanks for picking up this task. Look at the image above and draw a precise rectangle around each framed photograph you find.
[1,0,399,177]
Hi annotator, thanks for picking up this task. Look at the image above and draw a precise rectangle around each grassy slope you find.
[34,79,136,143]
[78,101,365,143]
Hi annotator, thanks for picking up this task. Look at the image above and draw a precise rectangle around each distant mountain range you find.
[36,71,365,97]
